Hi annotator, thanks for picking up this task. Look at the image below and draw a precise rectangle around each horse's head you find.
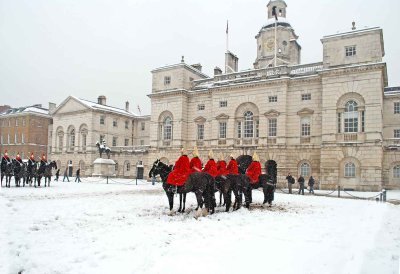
[95,141,100,147]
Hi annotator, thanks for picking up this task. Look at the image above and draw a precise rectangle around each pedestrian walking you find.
[63,168,69,182]
[308,175,315,194]
[75,168,81,183]
[286,172,295,194]
[298,175,305,195]
[55,169,60,181]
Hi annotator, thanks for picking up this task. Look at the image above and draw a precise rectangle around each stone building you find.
[148,0,400,190]
[49,95,150,177]
[0,104,52,159]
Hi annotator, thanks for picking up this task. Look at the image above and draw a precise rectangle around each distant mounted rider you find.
[166,147,190,187]
[227,153,239,175]
[203,150,218,178]
[246,152,262,184]
[189,146,202,174]
[216,153,229,177]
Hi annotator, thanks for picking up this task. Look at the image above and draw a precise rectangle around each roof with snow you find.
[71,96,139,117]
[384,86,400,96]
[261,17,291,30]
[0,105,50,117]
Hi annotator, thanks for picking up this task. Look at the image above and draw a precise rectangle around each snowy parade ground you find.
[1,178,400,274]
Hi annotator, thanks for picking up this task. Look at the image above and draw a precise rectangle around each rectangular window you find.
[268,96,278,103]
[125,138,129,146]
[112,137,117,147]
[219,101,227,108]
[7,134,10,144]
[344,112,358,133]
[219,122,227,139]
[268,118,277,137]
[82,135,86,151]
[21,133,24,144]
[345,46,356,57]
[140,140,144,146]
[394,129,400,138]
[237,121,242,138]
[125,120,129,129]
[15,133,18,144]
[337,113,341,133]
[361,111,365,132]
[301,93,311,101]
[141,122,145,131]
[16,119,18,126]
[198,104,205,111]
[164,76,171,85]
[197,124,204,140]
[301,117,311,137]
[113,120,117,127]
[100,116,105,125]
[395,102,400,114]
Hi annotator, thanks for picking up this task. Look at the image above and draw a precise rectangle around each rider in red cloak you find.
[227,154,239,175]
[246,152,262,184]
[189,146,202,174]
[166,148,190,186]
[203,150,218,177]
[217,153,228,176]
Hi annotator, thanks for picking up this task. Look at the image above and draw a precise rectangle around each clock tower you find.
[254,0,301,69]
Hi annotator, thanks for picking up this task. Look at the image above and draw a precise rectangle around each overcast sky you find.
[1,0,399,115]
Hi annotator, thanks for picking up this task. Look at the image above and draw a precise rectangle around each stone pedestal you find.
[92,158,116,177]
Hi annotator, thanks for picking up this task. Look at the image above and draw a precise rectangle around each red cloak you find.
[217,160,229,176]
[190,157,202,174]
[227,159,239,175]
[246,161,261,184]
[166,155,190,186]
[203,159,218,177]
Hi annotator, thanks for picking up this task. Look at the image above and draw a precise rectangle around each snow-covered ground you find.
[1,178,400,274]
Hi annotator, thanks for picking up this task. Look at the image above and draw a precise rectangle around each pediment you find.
[53,96,90,115]
[194,116,206,123]
[264,109,280,117]
[216,113,229,120]
[297,108,314,116]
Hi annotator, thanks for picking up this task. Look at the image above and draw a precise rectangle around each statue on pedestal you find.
[95,140,111,159]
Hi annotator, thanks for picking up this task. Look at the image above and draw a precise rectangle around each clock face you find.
[265,39,275,52]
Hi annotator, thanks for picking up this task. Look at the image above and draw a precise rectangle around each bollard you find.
[382,189,386,202]
[376,197,379,203]
[106,176,108,184]
[338,185,340,198]
[380,192,383,202]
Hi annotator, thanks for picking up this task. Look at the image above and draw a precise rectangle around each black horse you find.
[247,174,276,207]
[27,161,38,187]
[37,161,57,187]
[149,159,215,214]
[237,155,253,174]
[1,159,14,188]
[12,160,27,187]
[149,159,187,213]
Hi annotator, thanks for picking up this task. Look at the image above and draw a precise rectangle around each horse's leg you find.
[195,191,203,209]
[166,192,174,211]
[182,193,186,213]
[219,191,223,207]
[224,191,231,212]
[178,193,182,213]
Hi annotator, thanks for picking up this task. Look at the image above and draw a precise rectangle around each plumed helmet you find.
[181,147,187,155]
[252,151,260,162]
[192,146,199,157]
[230,153,234,159]
[208,150,214,159]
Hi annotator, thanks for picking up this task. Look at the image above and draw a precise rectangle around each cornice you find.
[147,89,189,99]
[194,116,206,123]
[216,113,230,120]
[297,108,314,116]
[319,62,386,77]
[264,109,280,117]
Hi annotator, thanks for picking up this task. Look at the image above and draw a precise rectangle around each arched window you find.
[300,162,310,177]
[394,165,400,178]
[344,101,358,133]
[244,111,254,138]
[69,129,75,151]
[344,162,356,177]
[163,117,172,140]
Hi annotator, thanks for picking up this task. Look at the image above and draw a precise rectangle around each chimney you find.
[97,95,106,105]
[214,66,222,76]
[125,101,129,112]
[225,51,239,73]
[49,102,56,113]
[191,63,202,72]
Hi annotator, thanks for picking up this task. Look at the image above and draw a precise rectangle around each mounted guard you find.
[189,146,202,174]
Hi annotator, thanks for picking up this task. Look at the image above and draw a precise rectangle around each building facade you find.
[0,104,52,159]
[49,96,150,177]
[148,0,400,190]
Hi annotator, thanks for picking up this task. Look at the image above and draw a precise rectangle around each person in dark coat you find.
[63,167,69,182]
[75,168,81,183]
[308,175,315,194]
[298,175,305,195]
[286,172,294,194]
[55,169,60,181]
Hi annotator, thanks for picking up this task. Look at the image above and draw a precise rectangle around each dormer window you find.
[164,76,171,85]
[345,46,356,57]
